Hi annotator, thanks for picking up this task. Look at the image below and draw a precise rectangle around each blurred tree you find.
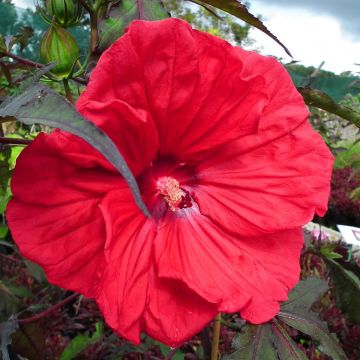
[0,0,18,35]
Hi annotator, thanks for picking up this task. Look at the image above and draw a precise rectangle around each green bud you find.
[40,24,79,80]
[46,0,82,27]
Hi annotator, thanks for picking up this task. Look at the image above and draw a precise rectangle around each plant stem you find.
[1,52,44,68]
[77,0,93,13]
[137,0,144,19]
[89,11,98,53]
[211,313,221,360]
[63,79,74,103]
[0,137,32,145]
[19,292,79,324]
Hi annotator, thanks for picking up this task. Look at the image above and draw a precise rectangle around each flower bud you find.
[46,0,82,27]
[40,24,79,80]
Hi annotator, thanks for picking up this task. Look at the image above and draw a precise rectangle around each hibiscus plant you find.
[0,1,360,360]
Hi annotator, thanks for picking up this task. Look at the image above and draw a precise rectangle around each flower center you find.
[156,176,192,211]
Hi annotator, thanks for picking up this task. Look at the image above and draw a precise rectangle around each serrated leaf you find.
[0,84,150,217]
[0,316,19,360]
[223,324,277,360]
[281,277,329,315]
[298,87,360,128]
[271,318,308,360]
[325,257,360,325]
[278,312,347,360]
[196,0,291,57]
[98,0,169,51]
[59,322,103,360]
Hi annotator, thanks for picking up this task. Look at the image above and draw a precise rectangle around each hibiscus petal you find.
[155,208,303,323]
[235,47,309,136]
[96,189,155,344]
[194,118,334,236]
[144,273,217,347]
[6,131,124,296]
[9,131,121,205]
[6,199,106,297]
[77,18,268,162]
[77,99,159,176]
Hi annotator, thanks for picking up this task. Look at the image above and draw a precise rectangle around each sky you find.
[249,0,360,74]
[10,0,360,75]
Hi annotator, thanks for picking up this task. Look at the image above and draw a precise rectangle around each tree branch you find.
[19,293,79,324]
[1,52,44,68]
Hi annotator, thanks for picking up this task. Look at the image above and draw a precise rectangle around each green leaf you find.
[277,278,347,360]
[0,62,12,85]
[98,0,169,51]
[319,245,343,260]
[281,277,329,315]
[24,260,47,283]
[223,324,277,360]
[59,322,103,360]
[0,316,19,360]
[271,318,308,360]
[278,312,347,360]
[195,0,292,57]
[0,83,150,217]
[325,257,360,325]
[0,281,20,322]
[157,342,184,360]
[298,87,360,128]
[6,284,32,298]
[0,224,8,238]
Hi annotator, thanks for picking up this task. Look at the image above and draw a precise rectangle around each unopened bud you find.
[40,24,79,80]
[46,0,82,27]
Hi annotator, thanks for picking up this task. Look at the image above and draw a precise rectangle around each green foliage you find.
[334,140,360,169]
[98,0,169,51]
[0,0,17,35]
[298,87,360,128]
[0,281,20,322]
[325,257,360,325]
[59,322,103,360]
[223,324,278,360]
[278,313,347,360]
[24,260,47,283]
[224,278,347,360]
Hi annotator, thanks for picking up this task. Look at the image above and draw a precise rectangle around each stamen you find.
[157,177,192,211]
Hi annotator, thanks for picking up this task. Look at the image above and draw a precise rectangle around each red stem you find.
[2,52,44,68]
[137,0,144,19]
[0,137,32,145]
[19,292,79,324]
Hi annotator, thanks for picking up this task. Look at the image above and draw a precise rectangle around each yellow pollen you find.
[157,177,183,211]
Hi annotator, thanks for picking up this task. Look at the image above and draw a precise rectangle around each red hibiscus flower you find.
[6,19,333,346]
